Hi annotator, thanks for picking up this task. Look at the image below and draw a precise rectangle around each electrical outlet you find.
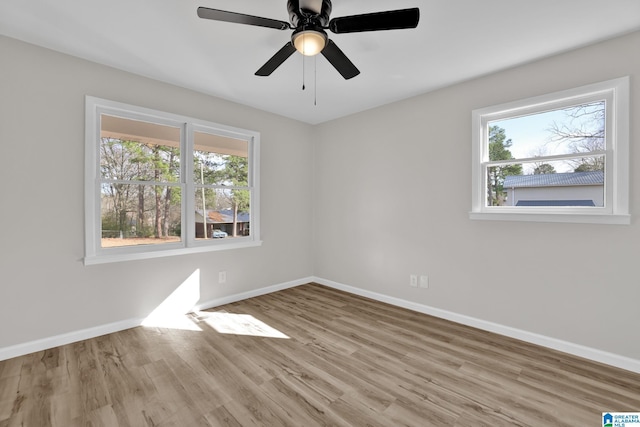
[419,275,429,289]
[218,271,226,284]
[409,275,418,287]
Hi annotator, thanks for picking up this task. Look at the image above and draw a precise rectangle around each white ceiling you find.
[2,0,639,124]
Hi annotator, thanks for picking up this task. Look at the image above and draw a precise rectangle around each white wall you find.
[2,30,639,367]
[0,36,315,350]
[313,31,640,361]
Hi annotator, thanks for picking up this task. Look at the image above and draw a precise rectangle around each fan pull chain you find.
[302,55,306,90]
[314,55,317,106]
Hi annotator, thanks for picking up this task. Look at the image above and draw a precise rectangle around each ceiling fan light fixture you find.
[198,2,419,79]
[292,29,327,56]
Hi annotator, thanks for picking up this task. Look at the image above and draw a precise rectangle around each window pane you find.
[101,184,182,247]
[489,100,605,160]
[100,114,181,183]
[194,189,250,240]
[194,131,248,186]
[490,157,605,207]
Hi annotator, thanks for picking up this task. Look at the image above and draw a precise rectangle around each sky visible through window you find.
[492,110,565,157]
[489,101,604,174]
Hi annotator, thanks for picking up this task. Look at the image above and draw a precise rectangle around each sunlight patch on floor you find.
[197,311,289,339]
[142,269,202,331]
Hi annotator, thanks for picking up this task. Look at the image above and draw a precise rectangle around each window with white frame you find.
[85,96,261,264]
[470,77,629,224]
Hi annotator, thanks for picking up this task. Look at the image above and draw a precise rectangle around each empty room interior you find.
[1,0,639,425]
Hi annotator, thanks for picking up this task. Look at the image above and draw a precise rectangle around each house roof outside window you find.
[196,209,250,224]
[503,170,604,188]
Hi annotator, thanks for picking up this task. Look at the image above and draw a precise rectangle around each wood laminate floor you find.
[1,283,639,426]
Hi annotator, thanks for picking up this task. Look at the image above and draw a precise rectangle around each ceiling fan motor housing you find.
[287,0,332,27]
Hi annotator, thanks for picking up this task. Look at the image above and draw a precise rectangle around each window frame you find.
[470,77,630,225]
[85,96,261,265]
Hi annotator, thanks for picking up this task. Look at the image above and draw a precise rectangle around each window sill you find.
[84,240,263,265]
[469,211,630,225]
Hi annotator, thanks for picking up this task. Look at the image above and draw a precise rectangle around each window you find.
[85,97,261,264]
[470,77,629,224]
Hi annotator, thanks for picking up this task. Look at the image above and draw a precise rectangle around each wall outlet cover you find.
[410,275,418,287]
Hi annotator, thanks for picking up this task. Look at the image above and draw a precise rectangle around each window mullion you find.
[485,150,607,168]
[184,123,194,246]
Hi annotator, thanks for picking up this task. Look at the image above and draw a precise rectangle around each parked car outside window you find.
[212,229,227,238]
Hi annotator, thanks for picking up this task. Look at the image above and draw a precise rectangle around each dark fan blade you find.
[197,7,290,30]
[255,42,297,76]
[321,39,360,80]
[329,8,419,34]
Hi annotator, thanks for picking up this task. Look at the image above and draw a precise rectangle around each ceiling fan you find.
[197,0,420,80]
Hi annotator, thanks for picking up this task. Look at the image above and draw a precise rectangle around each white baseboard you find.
[0,318,145,362]
[312,277,640,374]
[194,276,312,311]
[0,277,311,362]
[3,275,639,375]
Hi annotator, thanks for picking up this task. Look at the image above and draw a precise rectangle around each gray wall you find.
[0,36,315,349]
[2,30,639,363]
[313,31,640,361]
